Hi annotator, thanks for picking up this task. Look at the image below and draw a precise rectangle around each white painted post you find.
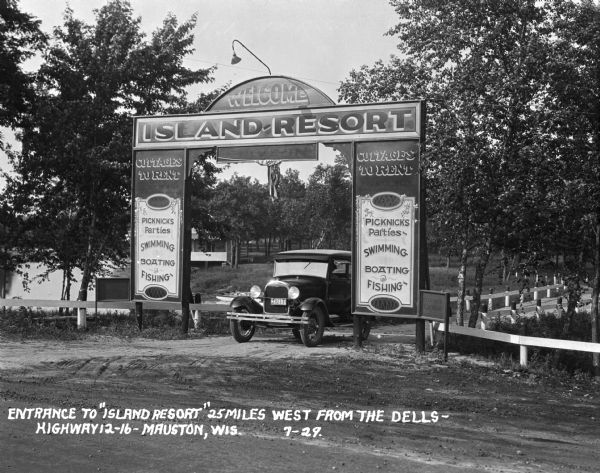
[535,299,544,318]
[193,309,200,329]
[77,307,87,330]
[428,321,435,347]
[510,301,518,324]
[480,304,488,330]
[520,345,528,368]
[504,286,510,308]
[533,283,539,302]
[487,289,494,311]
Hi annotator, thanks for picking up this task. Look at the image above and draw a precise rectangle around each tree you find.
[305,164,352,249]
[340,0,556,325]
[0,0,46,149]
[545,0,600,373]
[7,0,216,300]
[207,175,269,267]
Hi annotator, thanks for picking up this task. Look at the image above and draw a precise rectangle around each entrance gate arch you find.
[131,75,428,342]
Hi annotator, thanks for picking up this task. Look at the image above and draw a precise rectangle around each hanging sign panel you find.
[133,102,421,150]
[352,140,421,317]
[132,149,186,302]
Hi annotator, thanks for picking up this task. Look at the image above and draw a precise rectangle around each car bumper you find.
[226,311,309,325]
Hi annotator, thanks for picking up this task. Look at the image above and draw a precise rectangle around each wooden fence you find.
[437,322,600,369]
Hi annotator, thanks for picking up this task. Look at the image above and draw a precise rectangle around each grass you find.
[191,263,272,295]
[190,260,508,297]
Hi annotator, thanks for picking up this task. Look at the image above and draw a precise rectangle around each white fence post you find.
[504,286,510,308]
[520,345,528,368]
[77,307,86,330]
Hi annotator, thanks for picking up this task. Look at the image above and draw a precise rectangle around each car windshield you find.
[273,260,329,278]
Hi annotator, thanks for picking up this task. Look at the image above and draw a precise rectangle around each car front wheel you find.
[230,308,256,343]
[300,306,325,347]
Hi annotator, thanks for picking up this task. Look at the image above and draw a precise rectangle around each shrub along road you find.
[0,325,598,473]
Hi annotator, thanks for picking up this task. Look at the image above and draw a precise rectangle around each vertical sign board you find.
[132,149,186,301]
[352,136,422,317]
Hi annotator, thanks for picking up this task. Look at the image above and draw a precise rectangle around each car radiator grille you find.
[264,285,288,313]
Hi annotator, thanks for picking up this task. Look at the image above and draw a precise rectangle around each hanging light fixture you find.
[230,39,272,75]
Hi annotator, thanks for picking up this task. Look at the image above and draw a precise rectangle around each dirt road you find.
[1,325,599,473]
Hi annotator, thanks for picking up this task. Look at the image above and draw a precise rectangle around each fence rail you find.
[437,322,600,368]
[0,298,227,312]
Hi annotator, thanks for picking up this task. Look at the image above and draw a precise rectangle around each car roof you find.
[274,249,351,262]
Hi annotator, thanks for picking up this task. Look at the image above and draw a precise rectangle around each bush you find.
[0,307,230,340]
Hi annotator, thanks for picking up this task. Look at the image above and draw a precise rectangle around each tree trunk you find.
[456,238,469,326]
[77,215,97,302]
[562,275,580,337]
[591,215,599,376]
[468,236,492,327]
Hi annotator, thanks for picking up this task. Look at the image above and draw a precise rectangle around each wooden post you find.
[480,303,488,329]
[77,307,86,330]
[536,299,544,318]
[465,290,471,312]
[533,282,539,302]
[504,286,510,308]
[487,288,494,311]
[428,321,434,347]
[443,296,450,362]
[415,320,426,353]
[193,309,200,329]
[520,345,528,368]
[182,301,190,333]
[135,301,143,330]
[510,301,518,323]
[353,314,363,348]
[556,297,564,318]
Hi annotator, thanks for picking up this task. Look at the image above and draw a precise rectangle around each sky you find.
[2,0,401,183]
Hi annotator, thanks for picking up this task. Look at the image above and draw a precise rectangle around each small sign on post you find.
[419,290,451,361]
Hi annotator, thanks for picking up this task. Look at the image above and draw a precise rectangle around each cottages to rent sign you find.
[132,149,186,301]
[131,75,424,309]
[351,137,423,317]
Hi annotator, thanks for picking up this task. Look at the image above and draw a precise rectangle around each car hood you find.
[268,276,326,293]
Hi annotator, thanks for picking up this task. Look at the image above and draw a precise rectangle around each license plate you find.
[271,298,287,306]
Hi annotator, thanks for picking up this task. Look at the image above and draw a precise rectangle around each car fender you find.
[230,296,263,313]
[299,297,328,316]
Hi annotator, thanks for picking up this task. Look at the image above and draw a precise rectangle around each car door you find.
[327,258,352,316]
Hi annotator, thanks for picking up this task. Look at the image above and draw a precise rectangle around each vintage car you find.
[227,249,371,347]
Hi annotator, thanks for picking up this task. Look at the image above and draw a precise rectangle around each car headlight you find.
[288,286,300,300]
[249,285,262,298]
